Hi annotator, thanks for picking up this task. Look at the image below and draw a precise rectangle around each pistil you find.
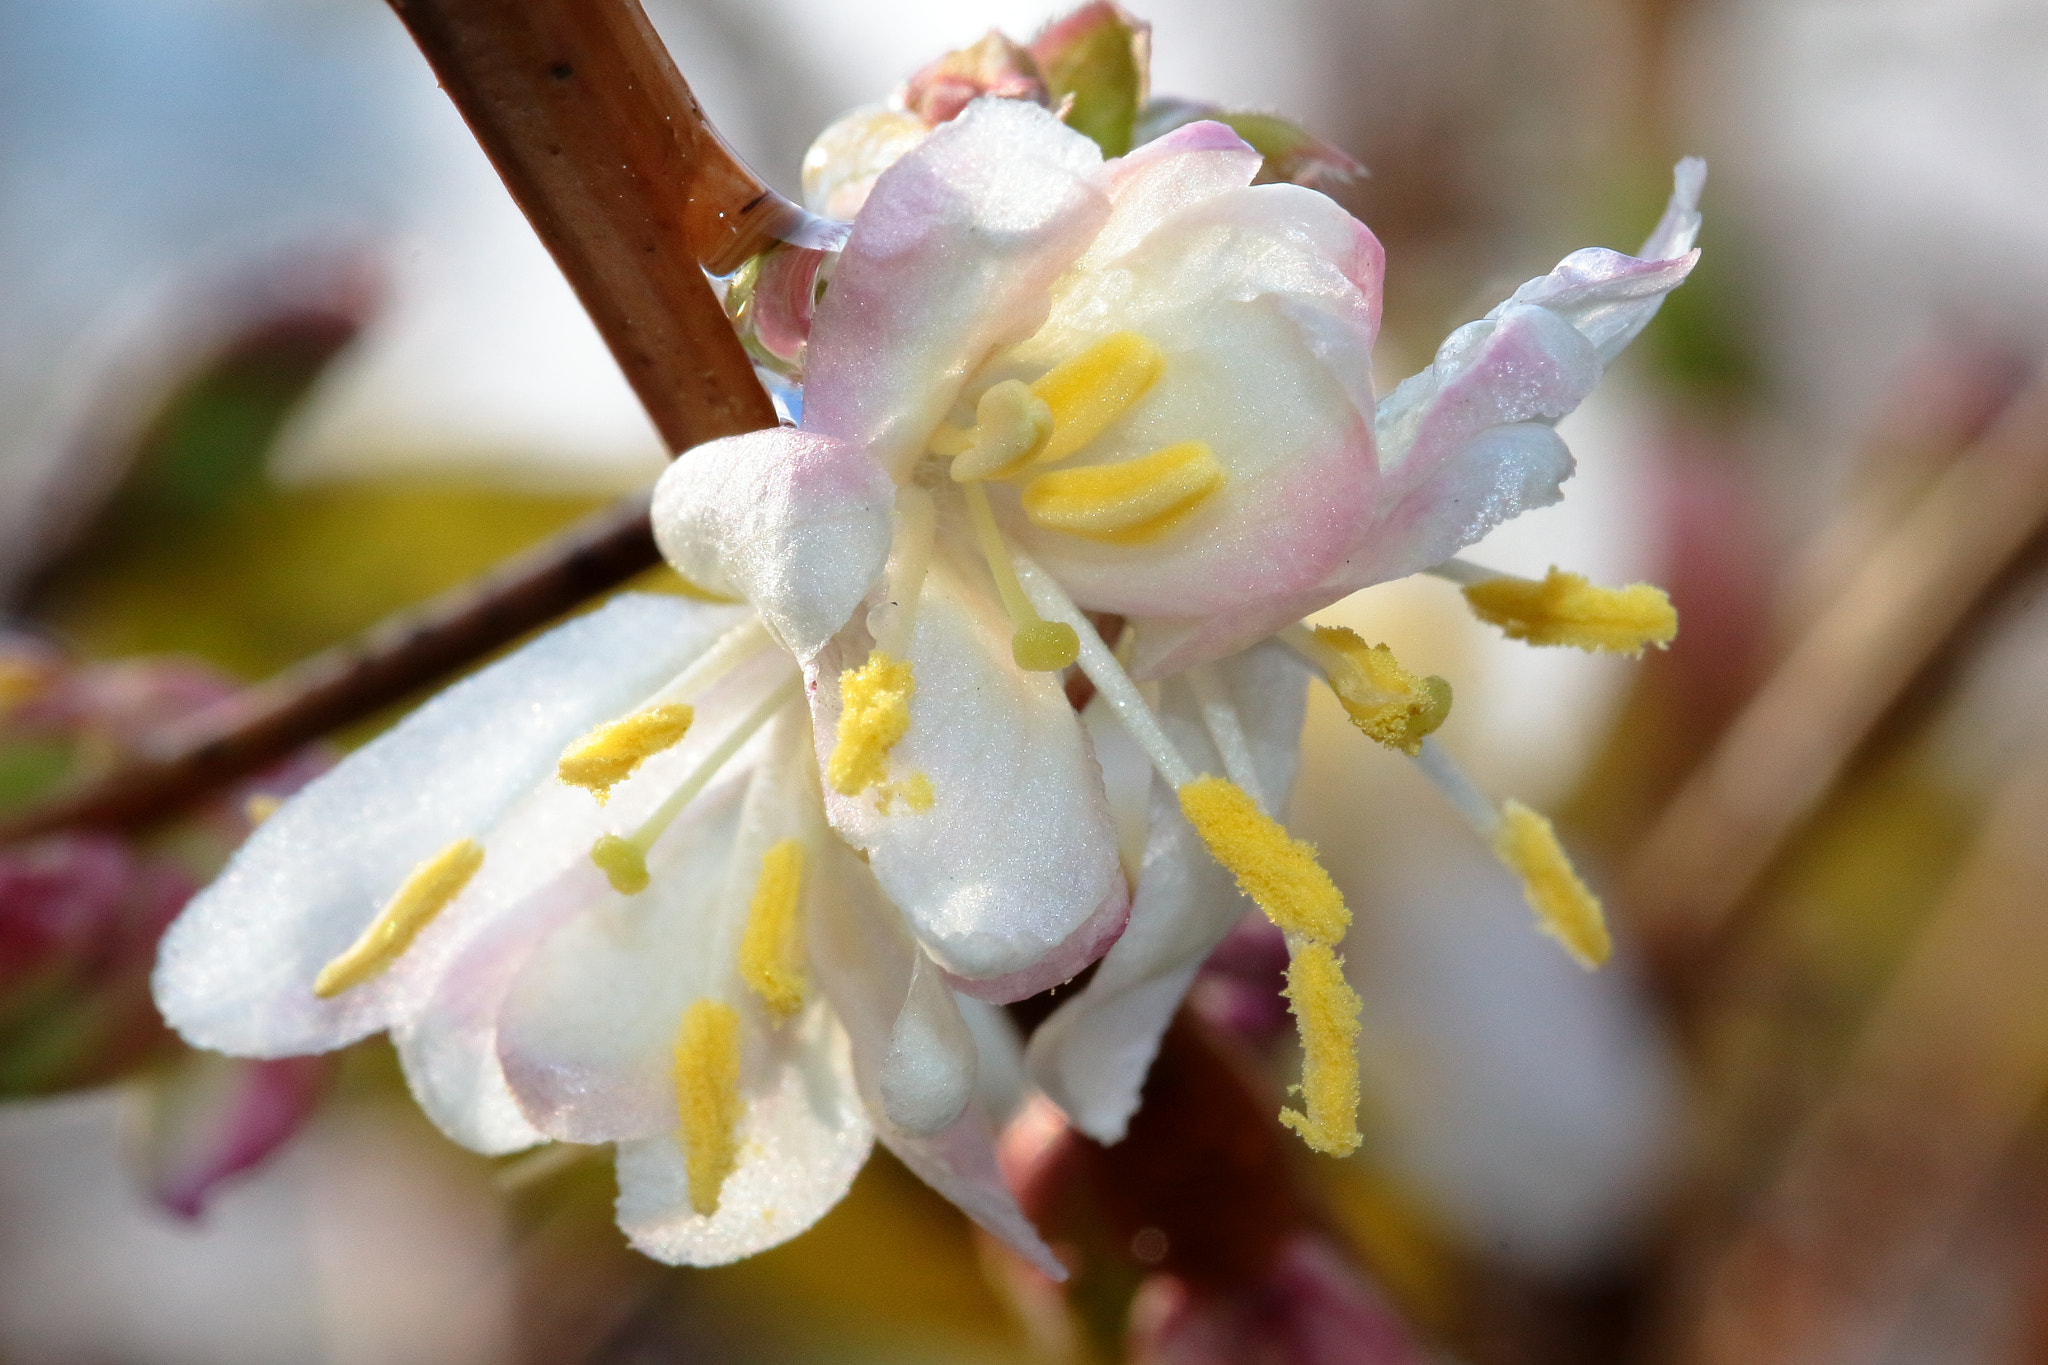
[961,480,1079,671]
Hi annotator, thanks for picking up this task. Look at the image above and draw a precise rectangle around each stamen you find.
[557,703,695,803]
[1031,331,1165,465]
[1277,941,1363,1156]
[1491,801,1611,969]
[827,650,915,796]
[961,481,1079,671]
[1410,739,1612,969]
[243,793,282,826]
[738,838,807,1016]
[1186,664,1268,811]
[314,838,483,998]
[1011,556,1361,1158]
[1432,560,1677,656]
[947,380,1054,481]
[1021,441,1225,544]
[672,999,743,1216]
[592,675,801,895]
[1282,624,1452,757]
[558,618,776,805]
[1178,777,1348,946]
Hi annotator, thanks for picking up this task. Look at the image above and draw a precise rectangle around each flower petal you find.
[802,97,1110,481]
[807,834,1064,1278]
[614,1004,873,1267]
[1028,641,1310,1142]
[809,545,1123,988]
[653,428,896,661]
[995,181,1382,654]
[153,595,746,1059]
[390,649,795,1155]
[878,949,978,1135]
[1081,119,1265,269]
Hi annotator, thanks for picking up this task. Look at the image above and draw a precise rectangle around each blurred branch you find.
[1623,365,2048,975]
[3,0,786,838]
[1671,724,2048,1365]
[0,495,660,841]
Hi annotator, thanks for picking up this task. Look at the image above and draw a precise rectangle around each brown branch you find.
[1671,725,2048,1365]
[389,0,783,451]
[4,0,783,840]
[1622,365,2048,974]
[1,496,661,841]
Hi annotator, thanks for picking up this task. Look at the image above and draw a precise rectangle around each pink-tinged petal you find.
[809,546,1123,986]
[1128,1233,1427,1365]
[802,98,1110,480]
[808,836,1064,1278]
[995,184,1382,658]
[141,1051,331,1219]
[941,879,1128,1005]
[1081,120,1264,268]
[1027,642,1308,1141]
[614,1006,873,1267]
[153,595,746,1059]
[653,428,894,661]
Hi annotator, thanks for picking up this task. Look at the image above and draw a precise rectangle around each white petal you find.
[802,98,1109,481]
[810,544,1123,988]
[879,951,978,1136]
[615,1005,873,1267]
[1028,641,1310,1142]
[493,775,749,1143]
[153,594,746,1059]
[806,836,1064,1278]
[395,651,792,1153]
[652,428,895,661]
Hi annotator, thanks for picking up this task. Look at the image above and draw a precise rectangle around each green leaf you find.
[1031,3,1151,157]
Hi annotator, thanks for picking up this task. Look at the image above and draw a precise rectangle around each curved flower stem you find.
[5,0,791,839]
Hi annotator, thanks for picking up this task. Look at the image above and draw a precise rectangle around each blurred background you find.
[7,0,2048,1362]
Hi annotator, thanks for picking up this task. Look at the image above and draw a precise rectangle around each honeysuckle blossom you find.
[153,594,1061,1272]
[1023,160,1704,1147]
[656,90,1701,1156]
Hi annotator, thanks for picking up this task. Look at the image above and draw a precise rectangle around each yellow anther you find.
[827,650,914,796]
[1311,626,1452,757]
[1462,567,1678,656]
[1178,776,1348,945]
[673,999,744,1216]
[1278,941,1363,1157]
[1011,619,1080,671]
[948,380,1054,482]
[314,839,483,998]
[557,703,695,803]
[1490,801,1611,969]
[591,834,650,895]
[1022,441,1226,545]
[1031,331,1165,465]
[738,839,807,1016]
[243,793,282,826]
